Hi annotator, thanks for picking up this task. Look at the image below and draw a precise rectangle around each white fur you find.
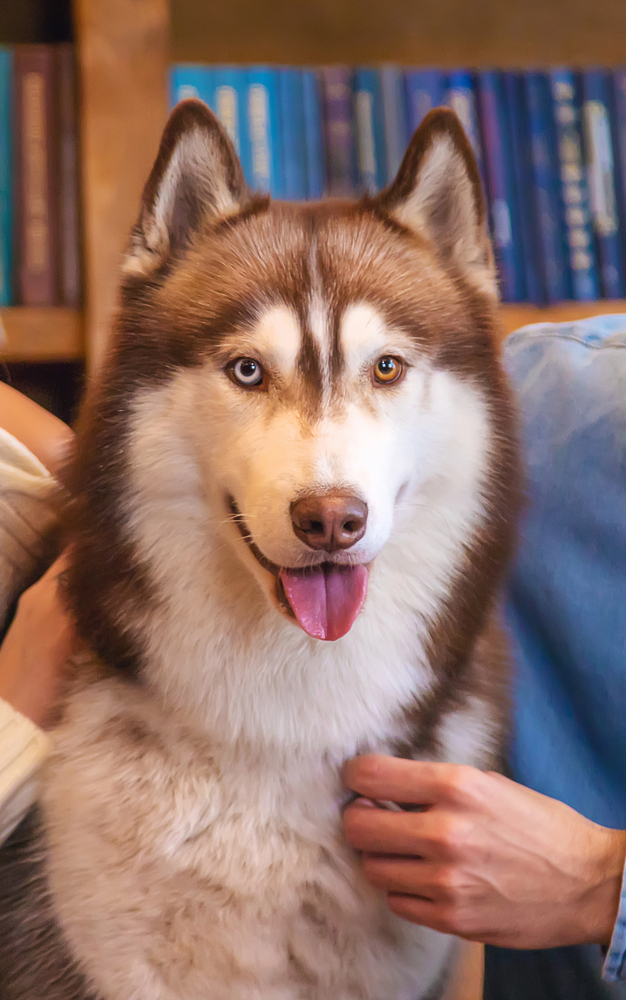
[43,302,498,1000]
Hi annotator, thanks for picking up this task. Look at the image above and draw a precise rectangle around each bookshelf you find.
[0,306,82,361]
[6,0,626,368]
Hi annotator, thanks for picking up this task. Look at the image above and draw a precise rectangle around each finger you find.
[363,857,452,900]
[343,801,447,857]
[342,755,481,809]
[386,894,462,936]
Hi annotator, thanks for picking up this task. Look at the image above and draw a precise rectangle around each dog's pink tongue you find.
[279,564,369,641]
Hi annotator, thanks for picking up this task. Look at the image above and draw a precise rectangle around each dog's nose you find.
[290,493,368,552]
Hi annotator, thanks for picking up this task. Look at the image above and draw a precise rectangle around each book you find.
[612,69,626,267]
[581,70,625,299]
[524,71,571,302]
[213,67,252,184]
[0,47,13,306]
[549,68,599,301]
[14,45,60,306]
[476,71,525,302]
[405,69,445,133]
[354,68,386,193]
[278,68,307,200]
[246,67,283,198]
[302,70,325,199]
[503,72,542,304]
[380,66,408,183]
[169,64,214,107]
[56,43,81,307]
[446,70,484,182]
[319,67,356,197]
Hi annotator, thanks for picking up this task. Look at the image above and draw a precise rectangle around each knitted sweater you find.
[0,427,58,844]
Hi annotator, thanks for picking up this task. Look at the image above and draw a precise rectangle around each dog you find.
[0,101,520,1000]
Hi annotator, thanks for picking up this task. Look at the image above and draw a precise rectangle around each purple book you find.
[319,67,357,197]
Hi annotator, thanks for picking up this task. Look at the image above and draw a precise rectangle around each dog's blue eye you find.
[230,358,264,388]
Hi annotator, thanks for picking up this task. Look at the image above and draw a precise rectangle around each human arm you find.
[342,755,626,951]
[0,381,73,477]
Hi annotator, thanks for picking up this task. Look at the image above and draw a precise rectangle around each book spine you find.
[477,72,524,302]
[56,43,81,307]
[169,64,214,108]
[446,70,484,183]
[279,68,307,200]
[246,67,283,198]
[503,72,543,304]
[14,45,60,306]
[405,69,445,132]
[319,67,356,197]
[549,69,599,301]
[302,70,325,199]
[612,69,626,268]
[581,70,625,298]
[213,67,252,185]
[380,65,408,183]
[354,68,386,193]
[0,47,13,306]
[524,71,571,302]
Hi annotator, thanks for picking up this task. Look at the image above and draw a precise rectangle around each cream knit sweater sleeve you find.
[0,426,59,845]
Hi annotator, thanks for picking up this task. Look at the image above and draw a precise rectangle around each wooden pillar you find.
[74,0,169,371]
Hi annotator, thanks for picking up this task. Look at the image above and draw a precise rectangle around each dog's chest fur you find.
[43,656,471,1000]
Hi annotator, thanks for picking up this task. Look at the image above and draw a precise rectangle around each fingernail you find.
[351,797,377,809]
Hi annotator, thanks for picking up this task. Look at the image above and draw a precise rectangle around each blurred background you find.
[0,0,625,420]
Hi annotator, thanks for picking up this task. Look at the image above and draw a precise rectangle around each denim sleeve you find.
[604,863,626,981]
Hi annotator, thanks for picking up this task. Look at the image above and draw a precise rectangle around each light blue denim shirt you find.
[484,316,626,999]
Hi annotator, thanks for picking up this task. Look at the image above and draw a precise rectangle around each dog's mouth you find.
[228,496,369,641]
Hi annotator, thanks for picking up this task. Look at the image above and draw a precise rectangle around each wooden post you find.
[74,0,169,371]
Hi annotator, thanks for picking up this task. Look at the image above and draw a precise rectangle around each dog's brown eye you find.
[229,358,265,389]
[373,356,403,385]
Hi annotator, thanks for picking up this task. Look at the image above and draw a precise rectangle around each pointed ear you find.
[377,108,497,298]
[123,99,249,278]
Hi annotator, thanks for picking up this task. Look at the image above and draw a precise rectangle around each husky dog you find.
[0,101,520,1000]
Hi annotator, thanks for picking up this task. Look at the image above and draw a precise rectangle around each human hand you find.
[342,755,626,949]
[0,553,77,728]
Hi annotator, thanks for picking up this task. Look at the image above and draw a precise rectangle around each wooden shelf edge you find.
[1,302,624,362]
[0,307,84,363]
[500,301,626,338]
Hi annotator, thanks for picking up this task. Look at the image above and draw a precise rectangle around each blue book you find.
[380,66,409,183]
[581,70,625,299]
[476,72,525,302]
[503,72,543,304]
[405,69,445,132]
[446,70,484,180]
[213,68,252,186]
[612,69,626,267]
[549,69,599,301]
[525,71,571,302]
[302,70,325,199]
[278,69,307,200]
[246,67,284,198]
[319,67,357,197]
[169,64,214,108]
[0,48,12,306]
[354,69,386,193]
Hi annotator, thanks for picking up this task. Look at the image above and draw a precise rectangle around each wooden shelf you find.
[500,301,626,339]
[0,307,84,362]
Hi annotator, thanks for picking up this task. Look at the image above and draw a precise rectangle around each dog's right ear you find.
[123,99,248,278]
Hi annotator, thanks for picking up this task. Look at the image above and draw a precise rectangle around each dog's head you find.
[68,100,518,669]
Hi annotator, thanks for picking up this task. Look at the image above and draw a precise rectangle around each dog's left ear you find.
[123,99,249,278]
[377,108,496,298]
